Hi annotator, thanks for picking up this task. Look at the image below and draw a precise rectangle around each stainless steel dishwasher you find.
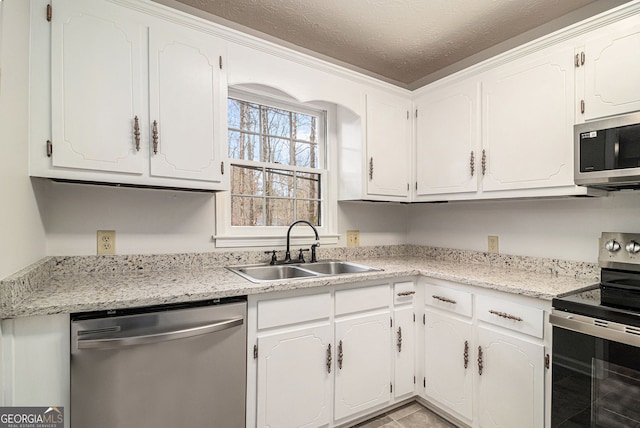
[70,297,246,428]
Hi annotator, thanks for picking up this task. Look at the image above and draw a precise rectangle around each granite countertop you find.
[1,250,599,318]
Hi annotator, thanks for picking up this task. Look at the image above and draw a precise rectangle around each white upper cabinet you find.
[414,79,480,199]
[50,0,145,175]
[577,14,640,121]
[32,0,229,190]
[481,45,576,193]
[365,92,412,200]
[148,24,226,183]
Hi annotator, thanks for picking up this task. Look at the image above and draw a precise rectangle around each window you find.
[215,89,338,248]
[228,96,323,227]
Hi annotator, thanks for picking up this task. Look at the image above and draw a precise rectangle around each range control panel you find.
[599,232,640,271]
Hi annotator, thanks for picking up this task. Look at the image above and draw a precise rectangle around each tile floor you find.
[353,402,458,428]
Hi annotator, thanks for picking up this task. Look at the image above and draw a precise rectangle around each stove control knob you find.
[626,240,640,254]
[605,239,621,252]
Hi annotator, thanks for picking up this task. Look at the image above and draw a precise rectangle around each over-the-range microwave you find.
[575,111,640,190]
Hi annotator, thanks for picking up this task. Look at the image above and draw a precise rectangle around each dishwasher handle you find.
[77,317,244,350]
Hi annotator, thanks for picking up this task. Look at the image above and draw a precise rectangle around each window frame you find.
[214,88,338,248]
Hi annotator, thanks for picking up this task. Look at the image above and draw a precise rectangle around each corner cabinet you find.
[420,278,550,428]
[29,0,229,191]
[575,13,640,122]
[246,279,416,428]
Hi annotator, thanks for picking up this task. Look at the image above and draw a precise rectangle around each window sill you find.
[213,234,340,249]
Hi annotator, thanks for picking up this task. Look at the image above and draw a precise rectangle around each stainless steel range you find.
[551,232,640,428]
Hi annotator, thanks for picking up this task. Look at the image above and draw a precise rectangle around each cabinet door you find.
[477,327,544,428]
[582,15,640,121]
[256,325,332,428]
[482,46,574,192]
[50,0,145,174]
[415,80,480,197]
[424,309,473,421]
[334,312,391,421]
[148,24,225,183]
[365,93,411,199]
[394,306,415,398]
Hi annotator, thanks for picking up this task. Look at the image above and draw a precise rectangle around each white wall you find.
[42,181,409,255]
[407,192,640,263]
[0,0,46,279]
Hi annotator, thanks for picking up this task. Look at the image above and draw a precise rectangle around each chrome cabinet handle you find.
[464,340,469,369]
[481,149,487,175]
[133,116,140,151]
[397,327,402,353]
[326,343,332,373]
[489,310,523,322]
[397,291,415,297]
[470,151,475,176]
[369,157,374,180]
[432,295,456,305]
[152,120,159,154]
[478,346,483,375]
[77,317,243,350]
[338,340,344,370]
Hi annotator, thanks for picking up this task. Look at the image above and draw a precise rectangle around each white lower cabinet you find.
[476,327,544,428]
[248,279,416,428]
[334,312,391,420]
[421,279,550,428]
[256,325,332,428]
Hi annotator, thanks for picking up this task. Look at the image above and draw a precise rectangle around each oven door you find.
[551,311,640,428]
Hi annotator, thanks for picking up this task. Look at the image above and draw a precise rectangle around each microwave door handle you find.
[76,317,243,350]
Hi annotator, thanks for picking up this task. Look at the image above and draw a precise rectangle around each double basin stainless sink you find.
[227,260,382,283]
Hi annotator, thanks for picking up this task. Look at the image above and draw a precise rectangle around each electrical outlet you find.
[488,235,499,254]
[346,230,360,247]
[97,230,116,255]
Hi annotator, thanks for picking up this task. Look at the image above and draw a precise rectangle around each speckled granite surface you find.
[0,246,600,318]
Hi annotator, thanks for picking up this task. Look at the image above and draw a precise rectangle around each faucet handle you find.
[310,241,320,263]
[264,250,278,265]
[297,248,309,262]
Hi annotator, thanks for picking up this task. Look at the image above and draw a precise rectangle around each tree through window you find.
[228,96,324,227]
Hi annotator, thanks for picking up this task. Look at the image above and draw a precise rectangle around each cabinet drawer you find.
[258,293,331,329]
[424,283,472,318]
[335,284,390,316]
[394,281,415,305]
[476,295,544,339]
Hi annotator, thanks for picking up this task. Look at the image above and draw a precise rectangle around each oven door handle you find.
[77,317,244,350]
[550,311,640,348]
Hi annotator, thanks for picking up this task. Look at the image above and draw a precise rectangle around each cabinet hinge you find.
[390,382,393,393]
[253,344,258,359]
[219,56,223,70]
[46,4,52,22]
[545,353,550,369]
[46,140,53,157]
[220,161,225,175]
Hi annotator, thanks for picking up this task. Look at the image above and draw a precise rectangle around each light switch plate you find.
[97,230,116,255]
[346,230,360,247]
[488,236,499,254]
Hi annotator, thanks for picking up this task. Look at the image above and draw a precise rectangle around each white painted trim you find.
[213,233,340,249]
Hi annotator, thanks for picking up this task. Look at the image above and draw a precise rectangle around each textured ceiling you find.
[171,0,624,87]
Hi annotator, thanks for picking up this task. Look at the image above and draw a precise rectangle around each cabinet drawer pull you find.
[397,327,402,353]
[326,343,332,373]
[133,116,140,151]
[463,340,469,369]
[432,295,456,304]
[152,120,159,154]
[397,291,415,297]
[478,346,483,375]
[489,310,523,322]
[338,340,344,370]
